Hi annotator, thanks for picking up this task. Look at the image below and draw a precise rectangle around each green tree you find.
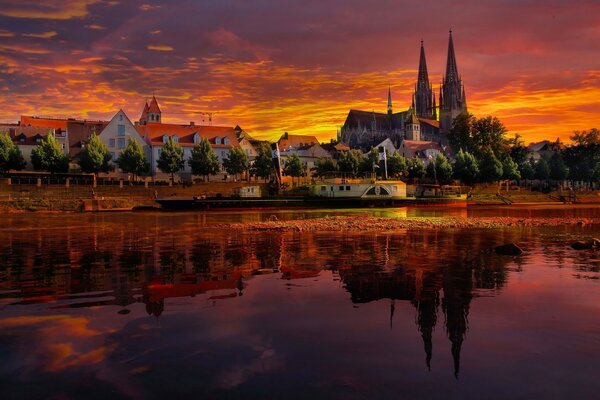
[116,139,149,180]
[78,133,112,175]
[251,142,274,182]
[508,133,530,166]
[314,157,337,178]
[157,137,184,182]
[406,157,426,181]
[188,137,220,181]
[223,146,249,180]
[478,148,503,182]
[519,160,535,181]
[591,162,600,183]
[502,156,521,181]
[283,153,306,186]
[0,133,26,171]
[535,158,550,180]
[453,149,479,185]
[31,133,69,173]
[549,152,569,181]
[448,112,509,159]
[337,149,362,178]
[426,153,453,184]
[386,151,407,179]
[360,147,380,174]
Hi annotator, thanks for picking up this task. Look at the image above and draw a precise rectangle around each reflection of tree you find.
[159,247,186,281]
[190,241,219,274]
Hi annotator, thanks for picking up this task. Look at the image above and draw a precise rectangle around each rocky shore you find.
[222,215,600,232]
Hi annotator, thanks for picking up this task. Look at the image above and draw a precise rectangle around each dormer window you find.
[223,137,230,145]
[162,134,168,143]
[172,135,178,143]
[193,133,200,144]
[215,137,221,145]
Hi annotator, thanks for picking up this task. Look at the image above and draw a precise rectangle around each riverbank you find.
[222,215,600,232]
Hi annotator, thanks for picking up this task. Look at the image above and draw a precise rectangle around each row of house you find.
[0,96,562,180]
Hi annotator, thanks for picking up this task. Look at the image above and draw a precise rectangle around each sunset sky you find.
[0,0,598,143]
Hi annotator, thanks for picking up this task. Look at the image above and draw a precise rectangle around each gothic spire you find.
[432,95,437,120]
[445,30,459,84]
[387,86,393,115]
[418,40,430,89]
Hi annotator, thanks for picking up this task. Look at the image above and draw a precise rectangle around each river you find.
[0,207,599,399]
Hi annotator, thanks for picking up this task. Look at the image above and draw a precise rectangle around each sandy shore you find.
[221,215,600,232]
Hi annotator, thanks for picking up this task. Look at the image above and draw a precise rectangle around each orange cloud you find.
[0,0,100,20]
[22,31,58,39]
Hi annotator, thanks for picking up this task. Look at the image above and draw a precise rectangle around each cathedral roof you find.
[343,109,392,130]
[418,118,440,128]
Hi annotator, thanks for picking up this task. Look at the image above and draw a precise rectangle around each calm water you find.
[0,207,599,400]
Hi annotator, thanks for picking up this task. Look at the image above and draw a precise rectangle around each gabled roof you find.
[66,120,108,157]
[1,125,55,145]
[20,116,68,130]
[400,140,443,158]
[143,122,239,148]
[343,109,392,130]
[278,133,320,150]
[418,118,440,128]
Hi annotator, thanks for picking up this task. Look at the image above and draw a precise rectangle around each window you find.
[162,135,168,143]
[339,186,344,191]
[223,137,230,145]
[172,135,178,143]
[215,137,221,145]
[346,186,351,191]
[110,152,115,159]
[117,124,125,136]
[158,149,162,156]
[109,138,115,148]
[193,133,200,144]
[117,138,125,149]
[320,186,326,191]
[119,114,123,121]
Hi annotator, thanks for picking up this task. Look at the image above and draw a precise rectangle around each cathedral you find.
[339,31,467,150]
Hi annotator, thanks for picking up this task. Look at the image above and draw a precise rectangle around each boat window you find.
[366,187,377,195]
[339,186,344,191]
[346,186,350,190]
[380,187,390,195]
[320,186,326,191]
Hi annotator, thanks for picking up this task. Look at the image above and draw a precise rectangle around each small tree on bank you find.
[426,153,453,184]
[406,157,426,182]
[337,149,362,178]
[386,151,408,179]
[223,146,249,181]
[188,137,220,181]
[535,157,551,181]
[79,133,112,175]
[117,139,149,181]
[157,137,184,182]
[549,152,569,181]
[31,133,70,173]
[0,133,26,172]
[251,143,274,182]
[502,156,521,181]
[478,148,503,183]
[453,149,479,185]
[314,157,337,178]
[283,153,306,186]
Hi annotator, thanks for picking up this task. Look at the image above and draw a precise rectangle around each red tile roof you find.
[278,133,320,150]
[401,140,443,156]
[148,96,161,113]
[419,118,440,128]
[142,122,240,148]
[20,116,68,130]
[0,125,58,145]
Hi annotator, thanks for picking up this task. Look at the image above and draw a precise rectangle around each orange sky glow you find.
[0,0,598,144]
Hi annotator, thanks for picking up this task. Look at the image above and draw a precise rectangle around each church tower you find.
[414,40,435,120]
[439,31,467,133]
[387,86,393,116]
[139,95,162,125]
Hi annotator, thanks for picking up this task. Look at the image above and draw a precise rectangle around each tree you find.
[564,129,600,182]
[283,153,306,186]
[157,137,184,182]
[223,146,249,180]
[508,133,530,166]
[453,149,479,184]
[251,142,274,182]
[360,147,380,174]
[592,162,600,183]
[0,133,26,171]
[314,157,337,178]
[337,149,362,178]
[549,152,569,181]
[448,112,509,159]
[188,137,220,181]
[116,139,149,180]
[31,133,70,173]
[78,133,112,175]
[386,152,407,179]
[478,148,503,182]
[519,160,535,181]
[426,153,453,184]
[502,156,521,181]
[535,158,550,180]
[406,157,426,181]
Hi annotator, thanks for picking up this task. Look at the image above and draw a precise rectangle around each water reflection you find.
[0,212,599,399]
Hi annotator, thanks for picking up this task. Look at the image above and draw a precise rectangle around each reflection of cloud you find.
[147,44,174,52]
[0,0,100,20]
[85,23,106,30]
[0,315,114,372]
[22,31,58,39]
[215,347,284,389]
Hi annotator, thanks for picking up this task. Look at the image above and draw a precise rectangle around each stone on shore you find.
[494,243,523,256]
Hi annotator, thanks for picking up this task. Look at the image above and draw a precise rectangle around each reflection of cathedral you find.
[339,31,467,150]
